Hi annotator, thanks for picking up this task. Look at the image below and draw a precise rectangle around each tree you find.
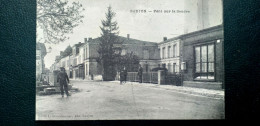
[37,0,84,44]
[61,45,72,58]
[97,6,122,81]
[117,52,140,72]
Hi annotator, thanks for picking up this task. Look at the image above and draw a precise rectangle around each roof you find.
[180,24,223,39]
[86,36,158,46]
[159,36,181,45]
[73,42,84,48]
[159,24,223,44]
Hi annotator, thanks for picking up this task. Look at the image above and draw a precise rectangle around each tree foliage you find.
[55,45,72,62]
[116,52,140,72]
[61,45,72,58]
[37,0,84,44]
[97,6,122,81]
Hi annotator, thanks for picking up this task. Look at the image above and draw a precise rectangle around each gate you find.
[126,72,158,84]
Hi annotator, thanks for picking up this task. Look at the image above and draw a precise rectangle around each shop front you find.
[181,25,224,90]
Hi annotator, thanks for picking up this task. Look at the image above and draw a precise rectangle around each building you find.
[36,42,47,81]
[181,25,224,89]
[83,35,160,80]
[158,37,182,74]
[51,35,160,80]
[48,0,224,89]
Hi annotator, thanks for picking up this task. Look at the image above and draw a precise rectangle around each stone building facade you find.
[158,37,182,74]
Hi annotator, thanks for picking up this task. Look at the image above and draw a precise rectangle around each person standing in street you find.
[123,66,128,84]
[120,69,124,85]
[137,65,143,83]
[57,67,70,97]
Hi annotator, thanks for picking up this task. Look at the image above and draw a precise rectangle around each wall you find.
[182,25,224,82]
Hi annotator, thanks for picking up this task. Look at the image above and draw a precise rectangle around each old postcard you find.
[36,0,224,120]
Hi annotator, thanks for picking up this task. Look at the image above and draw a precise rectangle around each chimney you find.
[163,37,167,41]
[84,38,88,43]
[88,37,92,41]
[127,34,130,40]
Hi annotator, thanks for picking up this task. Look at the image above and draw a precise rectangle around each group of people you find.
[56,65,144,97]
[120,65,143,84]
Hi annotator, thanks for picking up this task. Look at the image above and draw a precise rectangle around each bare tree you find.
[37,0,84,44]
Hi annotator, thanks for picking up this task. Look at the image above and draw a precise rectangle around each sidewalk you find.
[110,81,224,100]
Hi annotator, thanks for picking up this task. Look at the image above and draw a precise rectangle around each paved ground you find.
[36,80,225,120]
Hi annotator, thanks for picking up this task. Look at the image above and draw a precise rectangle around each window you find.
[173,63,176,73]
[173,44,176,57]
[145,64,148,72]
[168,63,171,73]
[195,44,215,80]
[74,58,77,66]
[121,49,126,55]
[168,46,171,58]
[162,47,165,59]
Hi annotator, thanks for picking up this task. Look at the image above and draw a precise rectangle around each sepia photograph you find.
[36,0,224,120]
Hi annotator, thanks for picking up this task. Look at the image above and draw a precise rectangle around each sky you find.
[38,0,223,68]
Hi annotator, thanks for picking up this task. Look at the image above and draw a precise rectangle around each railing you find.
[126,72,138,82]
[126,72,158,84]
[117,71,183,86]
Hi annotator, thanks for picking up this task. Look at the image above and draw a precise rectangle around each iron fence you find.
[126,72,158,84]
[117,71,183,86]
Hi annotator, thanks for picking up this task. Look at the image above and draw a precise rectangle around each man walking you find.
[57,67,70,97]
[137,65,143,83]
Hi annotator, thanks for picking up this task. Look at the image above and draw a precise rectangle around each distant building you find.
[158,37,182,74]
[83,35,160,79]
[36,42,47,81]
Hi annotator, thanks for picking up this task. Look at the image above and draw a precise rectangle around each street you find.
[36,80,225,120]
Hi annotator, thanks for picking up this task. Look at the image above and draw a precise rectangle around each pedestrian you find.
[57,67,70,97]
[123,66,128,84]
[137,65,143,83]
[120,68,124,85]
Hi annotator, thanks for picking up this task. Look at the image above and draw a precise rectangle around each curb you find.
[110,81,224,99]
